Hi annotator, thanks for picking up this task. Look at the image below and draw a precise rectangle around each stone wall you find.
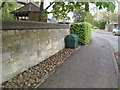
[1,20,70,83]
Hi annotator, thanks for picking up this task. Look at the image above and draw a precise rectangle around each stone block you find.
[2,52,11,61]
[37,50,41,57]
[14,47,27,57]
[0,54,2,62]
[32,43,39,51]
[14,44,20,50]
[20,38,32,46]
[2,31,8,35]
[46,43,52,50]
[8,30,16,36]
[13,57,26,72]
[29,51,38,61]
[2,61,13,79]
[10,36,21,41]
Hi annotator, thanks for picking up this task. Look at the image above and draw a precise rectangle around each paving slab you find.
[40,35,118,88]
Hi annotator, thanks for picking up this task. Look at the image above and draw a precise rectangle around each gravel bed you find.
[2,46,80,88]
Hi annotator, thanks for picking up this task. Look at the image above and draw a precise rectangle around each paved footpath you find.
[40,35,118,88]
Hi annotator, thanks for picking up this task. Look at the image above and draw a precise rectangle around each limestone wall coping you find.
[0,20,69,30]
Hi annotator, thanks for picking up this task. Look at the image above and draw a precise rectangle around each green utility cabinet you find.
[65,34,78,48]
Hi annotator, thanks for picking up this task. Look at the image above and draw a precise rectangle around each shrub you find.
[97,22,106,29]
[70,22,91,45]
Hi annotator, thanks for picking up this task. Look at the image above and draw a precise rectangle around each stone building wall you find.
[1,20,70,83]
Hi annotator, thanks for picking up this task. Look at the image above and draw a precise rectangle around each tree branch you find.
[0,0,8,10]
[0,0,27,10]
[45,2,54,10]
[16,1,27,5]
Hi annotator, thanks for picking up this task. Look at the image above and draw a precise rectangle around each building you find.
[11,2,40,21]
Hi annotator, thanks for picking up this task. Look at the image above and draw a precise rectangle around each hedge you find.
[70,22,91,45]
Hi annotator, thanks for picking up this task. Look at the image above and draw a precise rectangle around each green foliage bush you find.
[97,22,106,29]
[70,22,91,45]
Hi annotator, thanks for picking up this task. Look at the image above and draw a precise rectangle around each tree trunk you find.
[39,1,47,22]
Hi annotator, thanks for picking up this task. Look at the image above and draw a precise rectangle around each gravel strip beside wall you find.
[2,46,80,88]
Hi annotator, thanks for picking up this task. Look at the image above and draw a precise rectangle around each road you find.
[92,30,119,60]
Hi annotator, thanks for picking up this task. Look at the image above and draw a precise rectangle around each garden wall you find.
[1,20,70,83]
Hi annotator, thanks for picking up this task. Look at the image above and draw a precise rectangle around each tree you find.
[50,1,116,22]
[0,0,117,22]
[94,10,118,24]
[84,12,94,25]
[0,2,21,20]
[73,7,86,23]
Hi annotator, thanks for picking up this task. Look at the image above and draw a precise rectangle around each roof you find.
[11,2,40,13]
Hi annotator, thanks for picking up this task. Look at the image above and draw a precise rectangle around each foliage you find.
[0,2,21,20]
[51,2,74,21]
[84,12,94,25]
[70,22,91,45]
[97,21,106,29]
[35,1,39,5]
[73,7,86,23]
[93,11,118,24]
[0,1,117,21]
[51,1,116,21]
[92,20,99,27]
[73,11,98,26]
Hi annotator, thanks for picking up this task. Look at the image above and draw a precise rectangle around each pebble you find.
[2,46,80,88]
